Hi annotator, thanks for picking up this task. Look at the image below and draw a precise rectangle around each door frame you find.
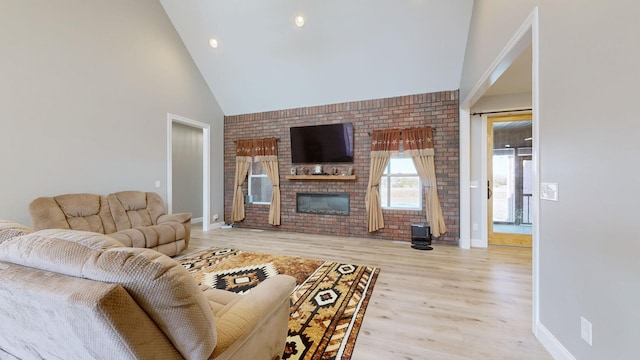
[487,114,533,247]
[459,6,539,333]
[167,113,211,232]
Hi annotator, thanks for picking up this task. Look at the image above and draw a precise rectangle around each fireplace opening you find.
[296,193,350,216]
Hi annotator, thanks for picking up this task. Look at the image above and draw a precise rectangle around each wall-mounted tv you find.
[290,123,354,164]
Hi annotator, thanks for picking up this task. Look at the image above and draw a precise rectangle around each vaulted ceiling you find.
[160,0,475,116]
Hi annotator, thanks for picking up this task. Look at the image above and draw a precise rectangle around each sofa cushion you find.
[0,260,181,360]
[30,229,124,248]
[109,223,186,250]
[0,231,217,359]
[108,191,167,230]
[0,220,33,244]
[29,194,116,234]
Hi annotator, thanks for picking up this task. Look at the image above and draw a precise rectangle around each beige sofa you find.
[0,221,296,360]
[29,191,191,256]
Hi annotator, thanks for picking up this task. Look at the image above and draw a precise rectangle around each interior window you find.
[248,159,272,204]
[380,156,421,210]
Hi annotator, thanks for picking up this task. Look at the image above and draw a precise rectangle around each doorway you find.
[172,122,203,220]
[459,5,539,336]
[487,114,532,247]
[167,113,211,232]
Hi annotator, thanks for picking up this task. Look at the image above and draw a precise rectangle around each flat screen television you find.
[290,123,354,164]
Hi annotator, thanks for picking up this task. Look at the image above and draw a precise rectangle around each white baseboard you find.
[191,217,203,224]
[470,238,487,248]
[205,221,226,230]
[535,321,576,360]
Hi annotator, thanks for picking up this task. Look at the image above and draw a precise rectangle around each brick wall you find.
[224,90,459,244]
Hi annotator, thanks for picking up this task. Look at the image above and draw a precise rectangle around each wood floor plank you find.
[180,226,551,360]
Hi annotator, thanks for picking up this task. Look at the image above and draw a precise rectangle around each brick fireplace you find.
[224,90,459,244]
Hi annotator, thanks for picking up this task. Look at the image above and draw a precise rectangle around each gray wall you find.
[462,1,640,359]
[172,122,203,219]
[0,0,224,226]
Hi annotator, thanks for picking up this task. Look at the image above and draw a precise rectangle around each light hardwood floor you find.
[181,226,552,360]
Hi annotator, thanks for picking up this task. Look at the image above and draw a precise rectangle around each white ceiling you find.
[160,0,475,116]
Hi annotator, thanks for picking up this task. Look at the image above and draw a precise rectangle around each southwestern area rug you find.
[178,247,380,360]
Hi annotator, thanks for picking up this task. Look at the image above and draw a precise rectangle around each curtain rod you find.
[233,138,280,144]
[471,108,532,116]
[367,127,436,136]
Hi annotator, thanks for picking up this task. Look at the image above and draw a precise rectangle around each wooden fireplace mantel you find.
[285,175,357,181]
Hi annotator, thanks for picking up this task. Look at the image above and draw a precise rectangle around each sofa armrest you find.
[207,275,296,358]
[157,213,192,250]
[158,212,191,224]
[29,197,70,230]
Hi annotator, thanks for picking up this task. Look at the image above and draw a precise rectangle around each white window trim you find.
[248,159,272,205]
[380,156,422,211]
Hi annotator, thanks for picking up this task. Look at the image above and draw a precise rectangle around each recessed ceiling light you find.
[294,15,305,27]
[209,38,218,49]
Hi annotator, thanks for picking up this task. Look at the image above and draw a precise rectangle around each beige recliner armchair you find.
[29,191,191,256]
[0,224,295,360]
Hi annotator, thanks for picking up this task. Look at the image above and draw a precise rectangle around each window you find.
[380,156,421,210]
[492,148,515,222]
[248,159,272,204]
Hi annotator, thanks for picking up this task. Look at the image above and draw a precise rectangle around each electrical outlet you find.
[581,316,592,346]
[154,180,161,188]
[213,214,219,221]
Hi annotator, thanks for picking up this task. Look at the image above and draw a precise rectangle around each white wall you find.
[0,0,224,226]
[472,93,532,114]
[461,1,640,359]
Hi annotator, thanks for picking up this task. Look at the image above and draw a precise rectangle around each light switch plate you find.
[540,182,558,201]
[581,316,593,346]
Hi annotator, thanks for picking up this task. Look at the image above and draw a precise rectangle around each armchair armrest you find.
[157,212,191,224]
[207,275,296,358]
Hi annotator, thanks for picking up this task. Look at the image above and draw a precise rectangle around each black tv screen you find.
[290,123,354,164]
